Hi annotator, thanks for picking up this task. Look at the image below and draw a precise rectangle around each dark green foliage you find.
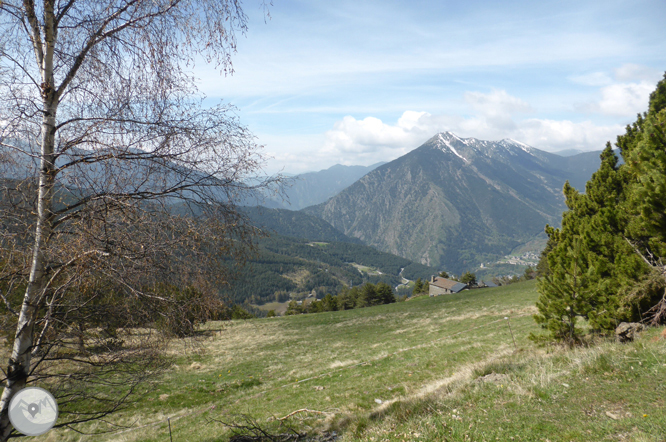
[624,107,666,253]
[230,305,255,320]
[283,282,395,316]
[266,310,276,317]
[536,229,557,277]
[413,278,423,294]
[241,206,360,243]
[337,287,359,310]
[438,271,449,278]
[306,299,324,313]
[322,294,339,311]
[536,73,666,341]
[376,282,396,304]
[284,300,303,316]
[460,271,477,285]
[221,233,438,305]
[356,283,378,308]
[535,237,606,344]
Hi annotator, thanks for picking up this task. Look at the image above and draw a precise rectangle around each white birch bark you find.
[0,2,58,438]
[0,1,273,438]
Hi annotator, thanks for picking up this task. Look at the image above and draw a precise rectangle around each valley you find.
[221,133,604,307]
[302,132,603,274]
[1,2,662,440]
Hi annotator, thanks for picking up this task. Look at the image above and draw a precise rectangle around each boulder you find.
[615,322,645,343]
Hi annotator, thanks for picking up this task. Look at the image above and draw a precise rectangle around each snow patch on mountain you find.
[437,133,469,163]
[503,138,533,153]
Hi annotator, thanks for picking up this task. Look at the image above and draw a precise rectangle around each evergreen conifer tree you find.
[376,282,396,304]
[535,73,666,340]
[460,271,476,285]
[322,294,338,311]
[413,278,423,294]
[535,237,599,344]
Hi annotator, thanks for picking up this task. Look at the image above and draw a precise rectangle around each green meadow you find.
[50,280,665,442]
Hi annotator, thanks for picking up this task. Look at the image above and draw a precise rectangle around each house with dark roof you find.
[428,275,467,296]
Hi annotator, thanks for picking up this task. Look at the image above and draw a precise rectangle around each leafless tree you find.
[0,1,277,439]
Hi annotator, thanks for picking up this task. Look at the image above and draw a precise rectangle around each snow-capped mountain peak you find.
[436,132,469,163]
[428,132,539,163]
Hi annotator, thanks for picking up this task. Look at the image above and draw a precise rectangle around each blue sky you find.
[196,0,666,174]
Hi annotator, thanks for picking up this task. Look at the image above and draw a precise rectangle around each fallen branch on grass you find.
[278,409,331,421]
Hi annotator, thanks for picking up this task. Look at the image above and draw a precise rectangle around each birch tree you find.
[0,1,275,438]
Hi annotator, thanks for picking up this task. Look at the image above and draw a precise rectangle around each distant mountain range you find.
[303,132,605,273]
[268,162,385,210]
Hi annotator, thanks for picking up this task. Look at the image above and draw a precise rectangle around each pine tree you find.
[534,159,627,341]
[460,271,476,285]
[322,294,338,311]
[357,283,380,307]
[285,301,303,316]
[534,73,666,340]
[536,225,558,277]
[413,278,423,294]
[621,79,666,323]
[535,237,601,344]
[376,282,396,304]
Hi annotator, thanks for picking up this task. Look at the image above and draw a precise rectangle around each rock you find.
[615,322,645,343]
[605,411,620,420]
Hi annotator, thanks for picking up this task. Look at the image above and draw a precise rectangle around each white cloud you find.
[596,81,655,116]
[322,113,432,155]
[317,89,623,165]
[265,82,643,173]
[517,119,622,151]
[320,89,537,162]
[614,63,662,83]
[464,89,533,131]
[573,64,662,117]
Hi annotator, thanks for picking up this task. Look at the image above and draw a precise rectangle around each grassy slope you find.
[54,280,665,442]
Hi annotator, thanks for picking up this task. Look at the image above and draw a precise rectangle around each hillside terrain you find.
[267,162,385,210]
[304,132,604,273]
[54,280,666,442]
[241,206,362,244]
[222,232,439,306]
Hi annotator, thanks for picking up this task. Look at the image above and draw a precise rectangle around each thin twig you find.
[277,409,330,421]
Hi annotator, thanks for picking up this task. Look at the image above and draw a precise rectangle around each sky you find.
[195,0,666,175]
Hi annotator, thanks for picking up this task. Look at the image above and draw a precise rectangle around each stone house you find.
[428,275,467,296]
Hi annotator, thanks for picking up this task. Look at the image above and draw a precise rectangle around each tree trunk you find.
[0,3,58,436]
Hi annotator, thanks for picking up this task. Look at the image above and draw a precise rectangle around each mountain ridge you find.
[303,132,604,273]
[268,162,386,210]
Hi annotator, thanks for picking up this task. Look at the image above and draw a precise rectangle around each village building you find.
[428,275,467,296]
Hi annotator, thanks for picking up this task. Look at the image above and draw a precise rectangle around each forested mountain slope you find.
[304,132,603,273]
